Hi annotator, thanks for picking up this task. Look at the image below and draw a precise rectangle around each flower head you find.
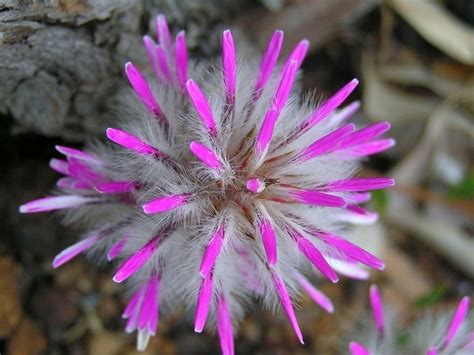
[349,285,473,355]
[20,15,395,353]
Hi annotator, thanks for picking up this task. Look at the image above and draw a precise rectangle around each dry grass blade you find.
[387,0,474,65]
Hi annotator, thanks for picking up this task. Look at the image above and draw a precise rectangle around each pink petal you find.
[186,79,217,135]
[55,145,100,164]
[426,347,438,355]
[113,236,160,283]
[340,138,396,158]
[320,233,384,270]
[156,14,172,49]
[52,232,99,268]
[255,30,284,93]
[349,341,370,355]
[326,177,395,192]
[199,226,225,278]
[258,219,277,265]
[96,181,135,194]
[303,79,359,129]
[255,59,299,158]
[122,285,145,320]
[222,30,236,99]
[19,195,98,213]
[271,270,304,344]
[298,123,356,161]
[295,272,334,313]
[143,35,161,79]
[107,236,128,261]
[289,189,346,208]
[189,141,222,169]
[156,45,171,81]
[194,275,213,333]
[332,101,361,123]
[327,258,370,280]
[350,192,372,204]
[294,233,339,283]
[175,31,188,88]
[49,158,69,175]
[282,39,309,72]
[441,296,471,349]
[339,121,391,149]
[338,206,379,225]
[67,158,104,184]
[106,128,164,157]
[125,62,163,117]
[245,178,265,193]
[56,177,91,190]
[138,276,159,335]
[142,194,189,214]
[217,295,235,355]
[369,284,385,335]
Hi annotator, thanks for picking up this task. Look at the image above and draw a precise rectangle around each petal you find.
[52,233,99,268]
[106,128,164,157]
[295,272,334,313]
[303,79,359,129]
[113,236,160,283]
[136,329,152,352]
[67,158,104,184]
[156,45,171,81]
[125,62,163,117]
[189,141,222,169]
[369,284,385,335]
[339,121,391,149]
[156,14,171,49]
[175,31,188,88]
[298,124,355,161]
[271,270,304,344]
[441,296,471,349]
[326,177,395,192]
[339,138,396,158]
[107,236,128,261]
[349,341,370,355]
[138,277,159,335]
[199,226,225,278]
[49,158,69,175]
[56,177,91,190]
[222,30,236,99]
[143,35,161,80]
[123,284,146,319]
[186,79,217,135]
[19,195,98,213]
[294,233,339,283]
[55,145,100,164]
[320,233,385,270]
[194,275,213,333]
[96,181,135,194]
[327,258,370,280]
[282,39,309,72]
[258,219,277,265]
[217,295,235,355]
[256,59,299,159]
[255,30,284,93]
[289,189,346,208]
[143,194,189,214]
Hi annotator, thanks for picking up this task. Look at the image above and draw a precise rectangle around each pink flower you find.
[20,14,395,354]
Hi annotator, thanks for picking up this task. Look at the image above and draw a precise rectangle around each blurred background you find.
[0,0,473,354]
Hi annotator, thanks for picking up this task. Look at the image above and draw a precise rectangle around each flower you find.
[20,14,395,353]
[349,285,473,355]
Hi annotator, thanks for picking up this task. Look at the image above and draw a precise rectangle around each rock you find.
[8,318,47,355]
[0,256,22,337]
